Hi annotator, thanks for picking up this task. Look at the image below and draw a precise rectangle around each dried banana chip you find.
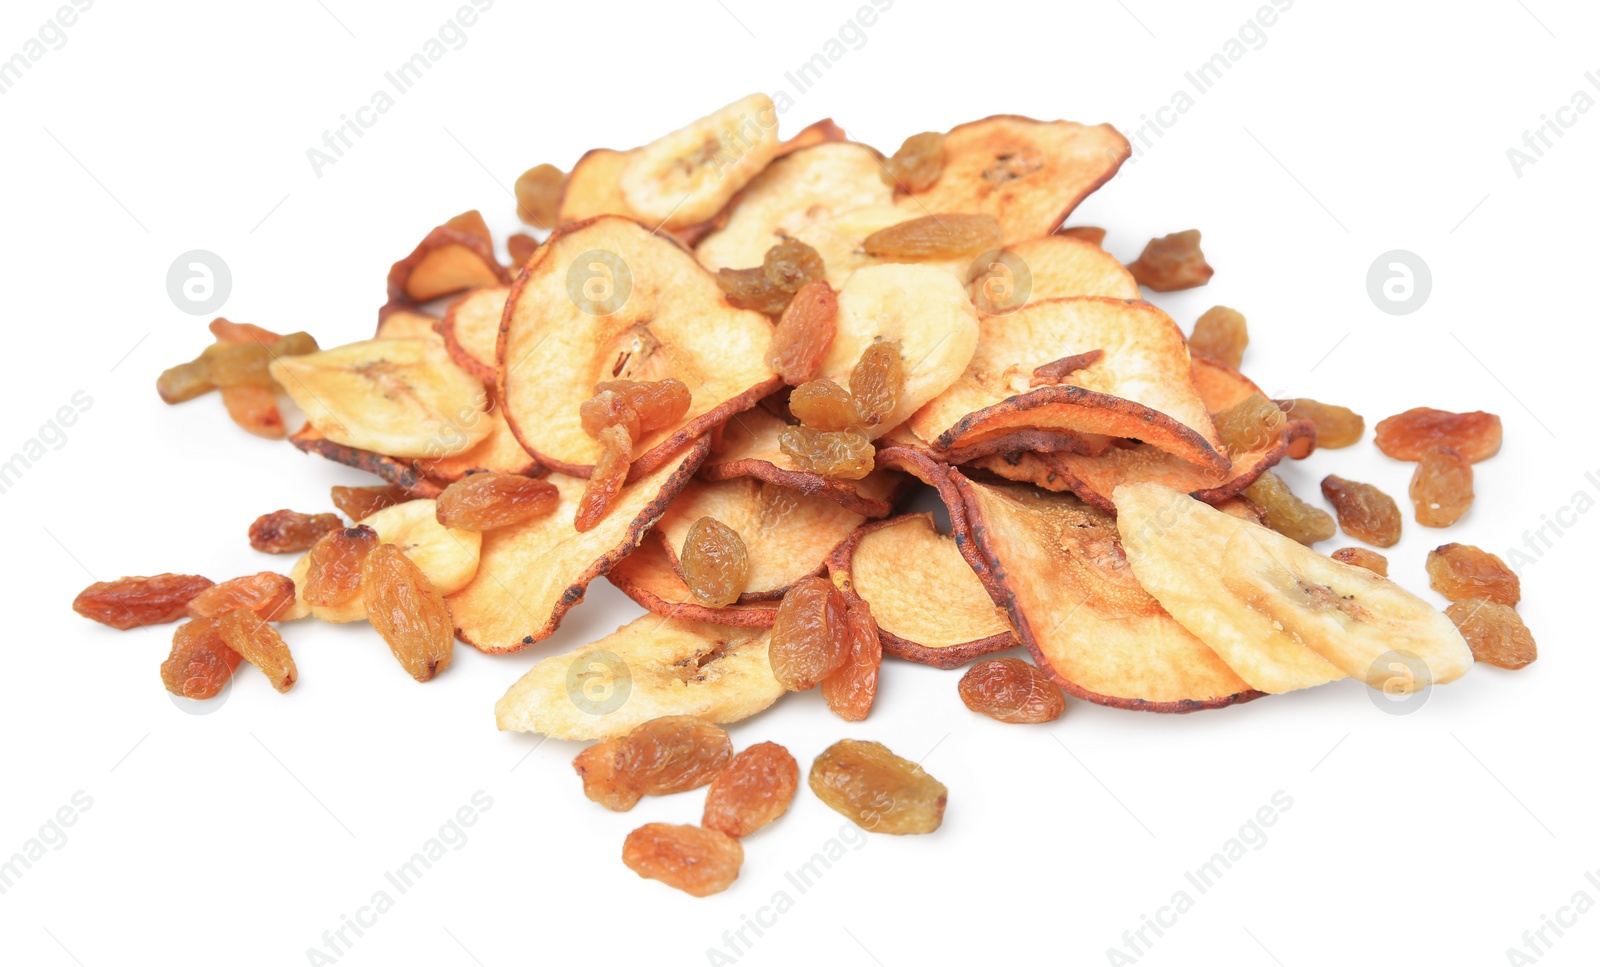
[620,93,783,231]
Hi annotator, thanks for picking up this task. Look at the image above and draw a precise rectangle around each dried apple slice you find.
[900,115,1130,244]
[288,424,443,496]
[828,514,1016,668]
[657,477,863,600]
[954,472,1258,711]
[448,438,707,654]
[271,338,492,459]
[700,407,904,518]
[608,531,778,627]
[438,285,509,383]
[374,308,444,344]
[494,612,782,739]
[969,234,1139,313]
[911,297,1227,476]
[499,216,780,477]
[385,217,510,305]
[619,93,782,231]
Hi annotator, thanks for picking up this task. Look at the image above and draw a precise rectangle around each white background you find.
[3,1,1596,965]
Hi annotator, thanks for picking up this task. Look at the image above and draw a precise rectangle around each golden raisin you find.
[766,280,837,385]
[248,510,342,554]
[188,572,296,621]
[507,232,539,265]
[622,823,744,898]
[716,266,792,315]
[1375,407,1503,463]
[761,238,825,292]
[1058,226,1107,246]
[362,543,454,682]
[594,379,691,436]
[435,473,559,531]
[156,358,214,404]
[303,525,379,607]
[1320,475,1402,548]
[204,343,271,387]
[331,484,412,522]
[514,163,565,229]
[1127,229,1213,291]
[862,213,1002,259]
[1276,398,1364,449]
[1244,472,1336,545]
[613,716,732,796]
[1409,446,1474,528]
[1446,600,1536,670]
[445,209,491,240]
[769,575,850,690]
[1213,393,1286,454]
[809,739,947,835]
[1189,306,1248,368]
[850,341,902,428]
[217,608,297,693]
[778,425,874,479]
[160,618,242,701]
[575,424,632,532]
[821,598,882,722]
[221,384,286,439]
[1331,547,1389,576]
[1426,543,1520,606]
[789,379,860,432]
[680,517,749,608]
[73,573,215,630]
[881,131,945,192]
[578,389,641,442]
[702,742,800,838]
[574,739,643,812]
[209,318,282,345]
[957,657,1066,724]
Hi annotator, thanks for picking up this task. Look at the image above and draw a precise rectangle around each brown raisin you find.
[1320,475,1402,548]
[578,389,642,442]
[1213,393,1286,454]
[821,598,882,722]
[574,739,643,812]
[766,280,837,385]
[613,716,732,796]
[1057,226,1107,246]
[717,266,792,315]
[1031,350,1104,386]
[1374,407,1502,463]
[769,575,850,690]
[1244,472,1336,545]
[514,163,564,229]
[862,213,1002,259]
[1446,600,1536,670]
[680,517,749,608]
[72,573,215,630]
[1426,543,1520,606]
[809,739,947,835]
[331,484,412,521]
[221,384,286,439]
[595,379,691,435]
[622,823,744,898]
[1276,398,1364,449]
[881,131,945,192]
[702,742,800,838]
[209,318,283,344]
[188,572,296,621]
[206,344,270,387]
[850,341,902,428]
[248,510,343,554]
[160,618,242,701]
[507,233,539,265]
[362,543,454,682]
[1409,446,1474,528]
[156,358,214,403]
[1189,306,1248,368]
[1331,547,1389,576]
[761,238,825,292]
[575,424,632,532]
[789,379,860,432]
[217,608,297,693]
[1127,229,1213,291]
[435,473,559,531]
[778,425,874,479]
[957,657,1066,724]
[303,525,379,607]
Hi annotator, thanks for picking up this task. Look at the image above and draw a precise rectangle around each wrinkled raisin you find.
[1276,398,1364,449]
[1213,393,1285,454]
[1447,600,1536,670]
[1375,407,1502,463]
[702,742,800,838]
[507,232,539,265]
[1189,306,1248,368]
[436,473,559,531]
[217,608,297,693]
[778,425,874,479]
[575,424,632,532]
[881,131,945,192]
[716,266,792,315]
[160,618,241,701]
[1031,350,1104,385]
[362,543,454,682]
[221,384,285,439]
[303,526,379,607]
[1320,475,1402,548]
[766,280,837,385]
[769,575,849,690]
[157,359,214,403]
[331,484,412,521]
[789,379,859,431]
[1127,229,1213,291]
[514,163,565,229]
[574,739,643,812]
[248,510,342,554]
[957,657,1066,724]
[850,341,902,428]
[578,389,641,442]
[209,318,282,344]
[1331,547,1389,576]
[1058,226,1107,246]
[622,823,744,898]
[821,598,882,722]
[1409,446,1474,528]
[1426,543,1519,606]
[596,379,691,435]
[862,213,1002,259]
[1244,472,1336,545]
[209,334,317,387]
[680,517,749,608]
[809,739,947,835]
[613,716,732,795]
[762,238,825,292]
[188,572,296,621]
[73,573,215,630]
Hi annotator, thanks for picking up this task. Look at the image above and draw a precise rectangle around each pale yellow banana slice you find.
[619,93,781,230]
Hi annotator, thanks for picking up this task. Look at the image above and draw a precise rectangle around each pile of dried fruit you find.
[73,95,1534,895]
